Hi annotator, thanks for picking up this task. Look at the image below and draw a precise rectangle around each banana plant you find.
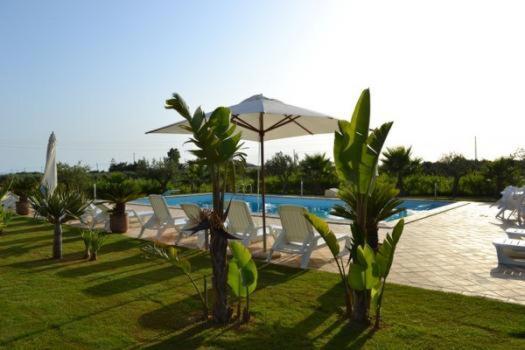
[333,89,393,324]
[165,94,245,324]
[227,241,258,323]
[307,211,405,328]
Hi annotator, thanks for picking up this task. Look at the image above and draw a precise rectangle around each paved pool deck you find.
[122,201,525,305]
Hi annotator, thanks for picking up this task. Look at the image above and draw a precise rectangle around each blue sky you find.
[1,0,524,173]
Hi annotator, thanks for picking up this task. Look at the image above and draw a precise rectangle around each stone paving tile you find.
[118,201,525,305]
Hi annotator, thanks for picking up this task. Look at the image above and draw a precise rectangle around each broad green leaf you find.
[304,213,339,256]
[210,107,231,136]
[230,241,252,266]
[371,282,383,310]
[348,263,366,291]
[376,219,404,278]
[228,242,258,297]
[165,93,191,119]
[350,244,379,290]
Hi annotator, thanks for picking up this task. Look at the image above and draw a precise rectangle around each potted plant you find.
[97,173,143,233]
[11,175,39,215]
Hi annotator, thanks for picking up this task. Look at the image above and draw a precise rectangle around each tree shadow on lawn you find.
[0,286,185,349]
[0,233,52,247]
[57,254,150,278]
[0,236,82,264]
[83,251,211,297]
[138,266,375,349]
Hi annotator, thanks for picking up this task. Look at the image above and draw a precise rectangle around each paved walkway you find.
[124,201,525,305]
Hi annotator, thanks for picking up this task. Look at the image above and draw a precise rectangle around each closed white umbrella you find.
[147,94,340,251]
[42,132,57,194]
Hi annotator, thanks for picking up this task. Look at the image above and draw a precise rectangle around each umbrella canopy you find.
[147,94,339,140]
[41,132,57,194]
[147,94,340,251]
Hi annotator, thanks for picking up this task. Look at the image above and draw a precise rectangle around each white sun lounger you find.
[226,200,271,246]
[139,195,185,240]
[505,227,525,238]
[493,237,525,267]
[268,205,348,269]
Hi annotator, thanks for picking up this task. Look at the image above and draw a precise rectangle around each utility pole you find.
[474,136,478,161]
[133,152,136,163]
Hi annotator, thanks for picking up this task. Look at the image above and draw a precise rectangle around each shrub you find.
[81,230,107,261]
[403,174,452,196]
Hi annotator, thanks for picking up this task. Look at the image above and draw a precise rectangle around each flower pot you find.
[109,213,128,233]
[16,200,30,215]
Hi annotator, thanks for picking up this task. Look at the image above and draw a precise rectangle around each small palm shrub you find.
[332,181,404,250]
[81,230,107,261]
[30,188,90,259]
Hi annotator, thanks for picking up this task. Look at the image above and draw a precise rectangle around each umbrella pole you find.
[259,113,267,252]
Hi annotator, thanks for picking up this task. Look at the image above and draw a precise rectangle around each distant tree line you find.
[1,147,524,199]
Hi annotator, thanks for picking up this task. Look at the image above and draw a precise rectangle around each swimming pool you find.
[133,193,451,222]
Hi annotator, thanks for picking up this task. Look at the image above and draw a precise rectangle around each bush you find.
[459,171,493,197]
[403,174,452,196]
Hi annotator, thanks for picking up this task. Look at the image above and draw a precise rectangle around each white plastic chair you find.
[83,202,153,231]
[227,200,270,246]
[179,203,207,248]
[0,192,18,211]
[267,205,348,269]
[139,195,185,240]
[496,186,524,220]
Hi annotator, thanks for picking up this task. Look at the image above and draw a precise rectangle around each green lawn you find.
[1,217,524,349]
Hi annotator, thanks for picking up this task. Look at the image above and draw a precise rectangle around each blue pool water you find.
[134,193,451,222]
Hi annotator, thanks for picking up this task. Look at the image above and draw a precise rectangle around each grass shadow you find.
[5,251,86,270]
[82,249,211,297]
[57,254,149,278]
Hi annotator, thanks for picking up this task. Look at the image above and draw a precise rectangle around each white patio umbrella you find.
[41,132,57,194]
[147,94,340,251]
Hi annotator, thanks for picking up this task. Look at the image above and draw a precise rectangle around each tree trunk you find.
[397,175,404,195]
[53,222,63,259]
[209,226,230,323]
[89,251,98,261]
[452,177,460,198]
[83,245,91,260]
[351,290,370,324]
[352,195,370,324]
[367,226,379,251]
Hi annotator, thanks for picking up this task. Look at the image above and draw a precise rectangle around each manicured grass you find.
[1,217,524,349]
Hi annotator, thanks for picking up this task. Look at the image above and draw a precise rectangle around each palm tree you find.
[299,153,335,194]
[165,93,244,324]
[30,188,90,259]
[381,146,415,195]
